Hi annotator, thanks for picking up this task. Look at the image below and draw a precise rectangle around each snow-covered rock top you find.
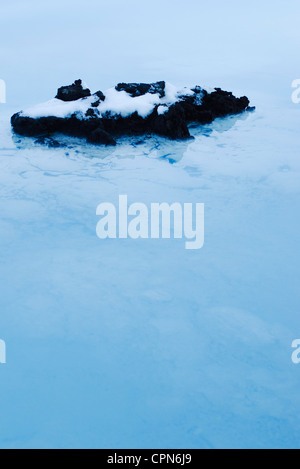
[21,81,201,120]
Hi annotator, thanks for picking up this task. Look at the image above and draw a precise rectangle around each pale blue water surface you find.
[0,0,299,449]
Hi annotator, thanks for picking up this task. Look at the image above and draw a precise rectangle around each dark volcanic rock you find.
[87,128,117,146]
[11,80,255,146]
[56,79,91,102]
[11,114,49,137]
[35,136,65,148]
[115,81,166,98]
[93,90,106,102]
[201,88,250,117]
[152,104,191,140]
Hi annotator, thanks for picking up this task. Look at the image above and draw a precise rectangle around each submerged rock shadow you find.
[145,110,254,164]
[11,110,254,165]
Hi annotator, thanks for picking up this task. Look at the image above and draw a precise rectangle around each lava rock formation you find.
[11,80,254,146]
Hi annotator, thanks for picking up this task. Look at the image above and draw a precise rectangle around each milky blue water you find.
[0,0,300,449]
